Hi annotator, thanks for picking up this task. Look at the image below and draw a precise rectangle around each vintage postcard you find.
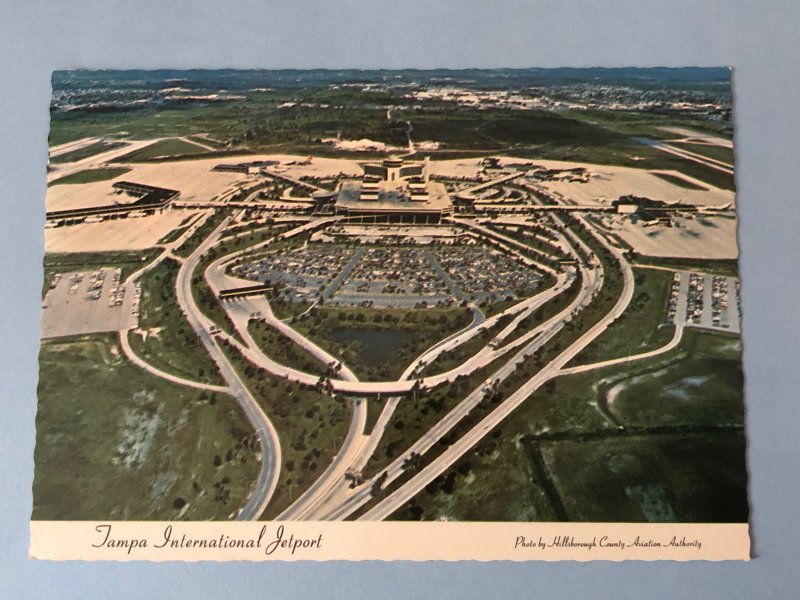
[31,68,748,561]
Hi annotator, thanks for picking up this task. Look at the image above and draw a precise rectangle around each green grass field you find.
[155,214,197,245]
[564,109,732,141]
[650,155,734,190]
[597,328,744,428]
[33,334,260,520]
[364,397,385,435]
[481,299,519,317]
[48,167,131,186]
[48,104,241,147]
[128,257,225,385]
[632,256,740,277]
[49,140,127,164]
[155,225,192,245]
[496,328,742,439]
[539,430,748,522]
[247,319,327,377]
[186,135,227,149]
[115,138,210,162]
[420,314,514,377]
[391,328,746,522]
[191,272,241,343]
[269,297,313,321]
[571,268,676,365]
[393,432,558,522]
[495,279,581,349]
[173,210,227,258]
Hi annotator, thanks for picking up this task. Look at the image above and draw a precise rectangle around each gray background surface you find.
[1,0,798,597]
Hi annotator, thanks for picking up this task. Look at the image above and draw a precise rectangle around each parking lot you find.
[332,246,452,308]
[231,239,543,310]
[666,270,740,334]
[430,243,541,304]
[41,269,138,339]
[230,244,358,303]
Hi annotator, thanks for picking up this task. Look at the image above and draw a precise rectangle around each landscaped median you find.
[128,256,225,386]
[217,339,351,519]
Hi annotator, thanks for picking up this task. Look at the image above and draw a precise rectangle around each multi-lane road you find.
[176,209,586,519]
[272,214,607,520]
[115,176,680,523]
[359,214,635,520]
[173,212,283,520]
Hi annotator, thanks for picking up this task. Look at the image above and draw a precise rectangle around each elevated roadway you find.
[359,214,634,521]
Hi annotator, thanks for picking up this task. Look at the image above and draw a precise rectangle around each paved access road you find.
[359,215,635,521]
[278,307,497,520]
[201,218,569,397]
[111,207,281,520]
[152,207,632,521]
[317,256,600,519]
[293,217,595,520]
[197,221,375,522]
[223,293,372,522]
[174,212,283,521]
[196,214,568,520]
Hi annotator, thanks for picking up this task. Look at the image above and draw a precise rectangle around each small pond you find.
[328,327,415,368]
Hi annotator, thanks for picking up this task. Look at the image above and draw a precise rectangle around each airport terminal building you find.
[335,157,453,223]
[45,181,180,224]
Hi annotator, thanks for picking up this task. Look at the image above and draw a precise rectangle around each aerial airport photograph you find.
[33,67,746,523]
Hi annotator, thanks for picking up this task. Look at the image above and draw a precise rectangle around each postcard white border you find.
[30,521,749,561]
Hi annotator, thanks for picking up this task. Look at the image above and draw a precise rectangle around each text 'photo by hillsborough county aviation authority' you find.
[34,68,747,525]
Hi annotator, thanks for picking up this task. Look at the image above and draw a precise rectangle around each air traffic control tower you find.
[334,156,452,223]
